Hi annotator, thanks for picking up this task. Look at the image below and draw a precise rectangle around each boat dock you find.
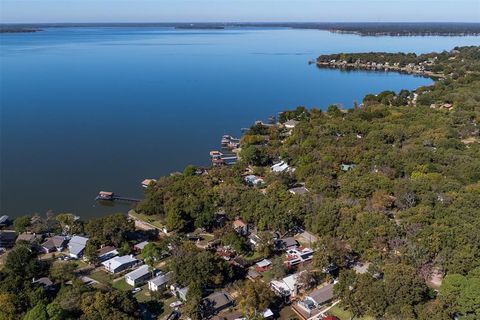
[95,191,141,203]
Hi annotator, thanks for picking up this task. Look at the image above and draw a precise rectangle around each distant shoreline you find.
[1,22,480,36]
[0,27,42,33]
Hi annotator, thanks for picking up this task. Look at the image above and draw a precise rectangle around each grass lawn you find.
[112,278,131,291]
[328,305,375,320]
[279,306,299,320]
[133,284,152,302]
[244,250,264,262]
[89,270,114,285]
[129,210,164,229]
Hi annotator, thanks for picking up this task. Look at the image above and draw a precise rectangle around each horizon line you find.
[2,21,480,25]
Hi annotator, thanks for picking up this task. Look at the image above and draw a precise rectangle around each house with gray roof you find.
[68,235,89,259]
[148,271,172,292]
[102,255,139,273]
[42,236,67,253]
[0,215,10,227]
[125,264,153,286]
[16,233,43,245]
[296,283,335,317]
[202,291,234,316]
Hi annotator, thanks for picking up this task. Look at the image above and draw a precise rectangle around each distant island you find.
[1,22,480,36]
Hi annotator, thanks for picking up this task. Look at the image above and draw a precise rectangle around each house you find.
[271,161,290,173]
[68,235,89,259]
[97,246,119,262]
[102,255,139,273]
[32,277,54,290]
[148,271,172,292]
[41,236,67,253]
[134,241,149,252]
[255,259,272,272]
[142,179,157,188]
[288,186,309,195]
[0,215,10,227]
[244,175,264,186]
[340,163,356,172]
[16,233,43,245]
[249,232,261,247]
[171,285,189,301]
[285,247,314,268]
[284,119,299,129]
[270,271,305,301]
[125,264,153,286]
[0,231,17,248]
[276,237,298,250]
[296,283,334,315]
[233,218,249,235]
[202,291,234,316]
[247,268,261,281]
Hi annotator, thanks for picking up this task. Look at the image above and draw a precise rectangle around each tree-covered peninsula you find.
[138,46,480,319]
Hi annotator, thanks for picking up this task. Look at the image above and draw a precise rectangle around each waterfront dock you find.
[95,191,141,203]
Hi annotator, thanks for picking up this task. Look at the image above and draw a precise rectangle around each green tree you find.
[0,293,17,320]
[23,302,48,320]
[142,241,169,266]
[49,261,76,283]
[84,241,99,265]
[14,215,31,233]
[238,281,275,318]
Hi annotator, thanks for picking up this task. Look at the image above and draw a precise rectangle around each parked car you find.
[169,301,183,308]
[131,287,141,294]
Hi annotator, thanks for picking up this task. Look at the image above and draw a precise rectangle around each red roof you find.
[324,316,339,320]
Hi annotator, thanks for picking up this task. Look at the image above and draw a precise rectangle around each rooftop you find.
[308,283,334,305]
[69,235,89,246]
[204,291,233,310]
[149,272,171,286]
[125,264,150,280]
[102,255,138,270]
[97,245,118,256]
[134,241,149,250]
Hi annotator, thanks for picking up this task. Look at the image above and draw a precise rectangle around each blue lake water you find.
[1,27,479,218]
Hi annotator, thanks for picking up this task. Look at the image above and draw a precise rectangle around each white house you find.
[284,119,299,129]
[270,271,305,300]
[271,161,289,173]
[148,272,172,292]
[125,264,152,286]
[271,161,295,174]
[68,236,89,259]
[102,255,138,273]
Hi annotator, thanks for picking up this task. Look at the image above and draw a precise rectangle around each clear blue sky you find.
[1,0,479,23]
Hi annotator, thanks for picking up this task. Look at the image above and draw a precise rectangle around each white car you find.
[131,287,141,294]
[169,301,183,308]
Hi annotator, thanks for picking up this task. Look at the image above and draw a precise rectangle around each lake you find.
[1,27,479,218]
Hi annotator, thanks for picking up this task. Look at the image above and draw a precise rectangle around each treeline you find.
[317,46,480,75]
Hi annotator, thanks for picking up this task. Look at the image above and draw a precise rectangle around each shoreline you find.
[315,61,444,79]
[1,22,480,36]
